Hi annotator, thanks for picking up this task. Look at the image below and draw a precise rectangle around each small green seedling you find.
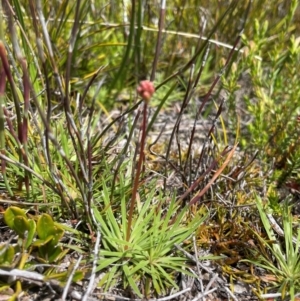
[4,206,67,263]
[4,206,36,250]
[33,213,67,263]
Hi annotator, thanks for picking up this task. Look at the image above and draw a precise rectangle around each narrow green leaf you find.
[96,257,121,271]
[123,265,142,297]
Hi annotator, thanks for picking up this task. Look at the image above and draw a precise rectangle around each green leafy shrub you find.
[223,0,300,189]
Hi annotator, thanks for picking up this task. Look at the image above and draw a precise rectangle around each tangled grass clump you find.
[0,0,300,300]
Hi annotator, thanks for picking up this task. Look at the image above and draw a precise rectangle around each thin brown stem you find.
[150,0,166,82]
[126,102,148,243]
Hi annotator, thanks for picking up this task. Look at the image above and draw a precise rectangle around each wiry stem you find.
[150,0,166,82]
[126,102,148,243]
[126,80,155,244]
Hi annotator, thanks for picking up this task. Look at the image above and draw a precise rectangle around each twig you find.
[174,244,214,274]
[191,288,218,301]
[204,273,218,293]
[224,287,238,301]
[260,293,282,299]
[267,213,298,244]
[98,288,191,301]
[62,255,83,301]
[193,236,204,301]
[189,144,237,205]
[82,230,101,301]
[0,268,44,281]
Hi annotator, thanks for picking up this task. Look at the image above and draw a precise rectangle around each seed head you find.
[137,80,155,102]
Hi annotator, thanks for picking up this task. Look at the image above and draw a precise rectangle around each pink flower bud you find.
[137,80,155,102]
